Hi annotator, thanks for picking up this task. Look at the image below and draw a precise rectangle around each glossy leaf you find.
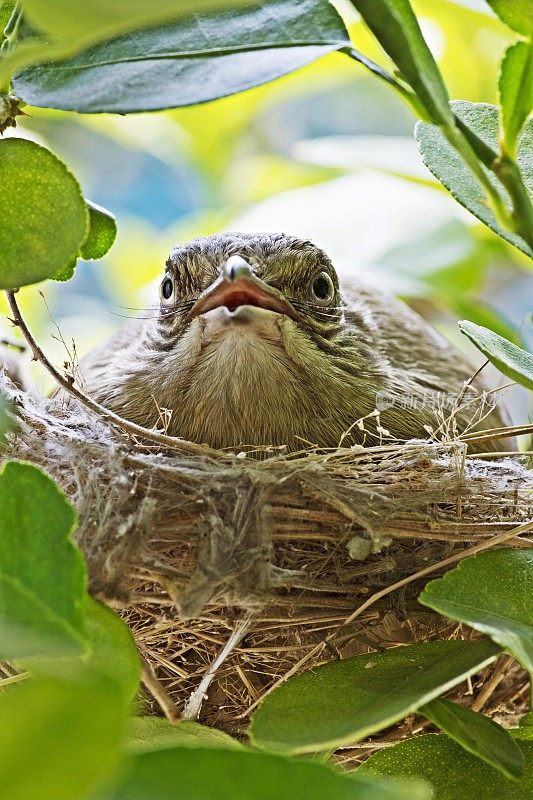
[0,674,126,800]
[80,201,117,260]
[0,460,86,660]
[0,138,88,289]
[127,717,242,752]
[484,1,533,35]
[420,549,533,673]
[458,321,533,391]
[358,733,533,799]
[416,101,533,259]
[13,0,351,113]
[421,697,525,779]
[97,746,431,800]
[349,0,453,125]
[249,639,499,754]
[500,41,533,157]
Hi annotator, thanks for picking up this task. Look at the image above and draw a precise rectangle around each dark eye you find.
[161,277,173,301]
[311,271,335,302]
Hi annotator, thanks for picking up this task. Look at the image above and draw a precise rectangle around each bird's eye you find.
[311,271,335,302]
[161,277,174,301]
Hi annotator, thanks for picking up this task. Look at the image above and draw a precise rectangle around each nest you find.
[2,374,532,760]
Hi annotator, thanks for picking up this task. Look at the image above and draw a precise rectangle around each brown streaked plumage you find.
[77,232,509,452]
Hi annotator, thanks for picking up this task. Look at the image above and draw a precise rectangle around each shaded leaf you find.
[0,674,126,800]
[358,733,533,799]
[500,41,533,157]
[484,1,533,35]
[416,101,533,258]
[419,549,533,673]
[0,460,86,660]
[80,201,117,260]
[0,138,88,289]
[127,717,242,753]
[349,0,453,125]
[458,320,533,390]
[249,639,499,754]
[13,0,351,114]
[422,697,525,779]
[97,746,431,800]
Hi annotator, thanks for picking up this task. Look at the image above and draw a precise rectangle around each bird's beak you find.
[187,256,299,322]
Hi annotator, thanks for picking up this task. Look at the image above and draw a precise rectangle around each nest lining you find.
[2,375,532,752]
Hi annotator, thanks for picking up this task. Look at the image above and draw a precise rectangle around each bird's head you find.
[157,232,346,349]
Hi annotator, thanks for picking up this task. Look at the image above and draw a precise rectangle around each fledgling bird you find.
[78,232,507,452]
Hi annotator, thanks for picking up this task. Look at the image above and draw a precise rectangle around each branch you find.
[5,290,221,459]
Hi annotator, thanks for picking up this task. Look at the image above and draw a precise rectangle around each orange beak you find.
[187,256,298,322]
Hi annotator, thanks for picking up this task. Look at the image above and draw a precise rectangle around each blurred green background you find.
[3,0,532,421]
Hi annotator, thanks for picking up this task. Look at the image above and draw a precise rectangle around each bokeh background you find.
[3,0,532,423]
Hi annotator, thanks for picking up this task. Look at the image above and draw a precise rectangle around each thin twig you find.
[471,655,515,713]
[183,612,255,720]
[140,654,182,724]
[6,290,221,459]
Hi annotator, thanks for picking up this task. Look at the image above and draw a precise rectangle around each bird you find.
[77,232,508,453]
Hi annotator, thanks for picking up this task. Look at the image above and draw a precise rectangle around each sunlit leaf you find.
[458,320,533,390]
[0,138,88,289]
[499,41,533,157]
[249,639,499,754]
[420,549,533,673]
[358,733,533,799]
[416,101,533,258]
[80,201,117,260]
[0,460,86,660]
[97,746,431,800]
[484,1,533,35]
[127,717,242,753]
[349,0,453,125]
[421,697,525,779]
[13,0,350,114]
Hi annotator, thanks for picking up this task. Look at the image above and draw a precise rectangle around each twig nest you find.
[2,376,532,743]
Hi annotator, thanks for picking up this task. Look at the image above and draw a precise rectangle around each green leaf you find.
[419,550,533,674]
[0,138,88,289]
[484,1,533,35]
[249,639,499,754]
[51,201,116,281]
[51,255,77,282]
[0,0,16,39]
[500,41,533,158]
[349,0,453,125]
[416,101,533,259]
[358,733,533,800]
[458,320,533,390]
[84,598,140,704]
[127,717,242,753]
[80,201,117,260]
[97,747,431,800]
[0,460,86,660]
[0,673,126,800]
[421,698,525,779]
[12,0,350,113]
